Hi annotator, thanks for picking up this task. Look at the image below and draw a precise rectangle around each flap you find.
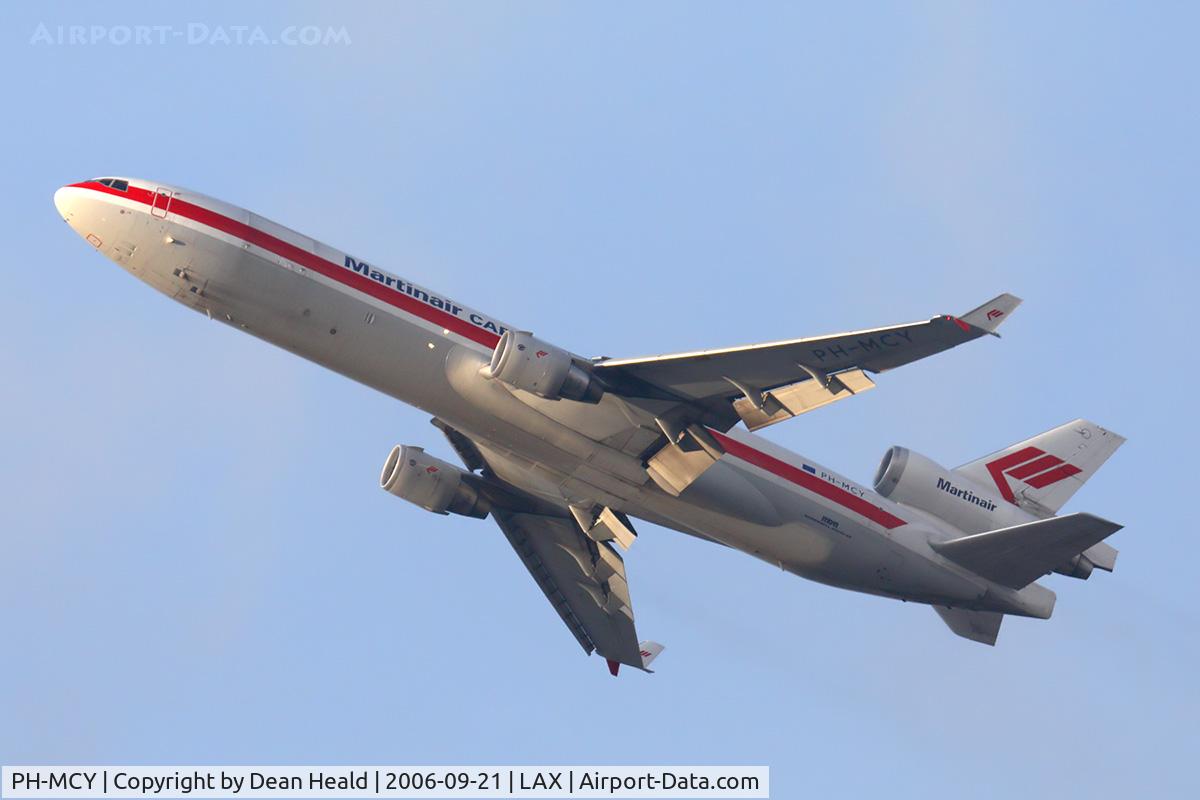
[733,369,876,431]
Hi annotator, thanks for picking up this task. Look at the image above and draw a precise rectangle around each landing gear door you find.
[151,187,173,218]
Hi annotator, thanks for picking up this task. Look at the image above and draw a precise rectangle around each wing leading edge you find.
[594,293,1021,428]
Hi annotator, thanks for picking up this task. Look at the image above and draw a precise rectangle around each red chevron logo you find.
[985,447,1081,503]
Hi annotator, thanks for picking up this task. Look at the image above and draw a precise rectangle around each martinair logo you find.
[985,447,1080,503]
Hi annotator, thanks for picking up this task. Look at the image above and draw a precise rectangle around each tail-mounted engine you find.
[876,446,1114,582]
[379,445,490,518]
[874,446,1029,535]
[487,330,603,403]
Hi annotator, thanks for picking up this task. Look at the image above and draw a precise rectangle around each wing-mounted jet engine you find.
[487,330,604,403]
[379,445,490,518]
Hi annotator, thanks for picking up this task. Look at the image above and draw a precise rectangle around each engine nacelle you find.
[1054,553,1095,580]
[488,330,603,403]
[874,446,1031,535]
[379,445,489,518]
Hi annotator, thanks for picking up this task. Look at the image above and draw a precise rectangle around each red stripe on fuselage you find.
[69,181,501,348]
[708,430,906,530]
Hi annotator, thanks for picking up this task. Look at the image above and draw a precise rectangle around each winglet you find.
[639,641,665,672]
[959,293,1022,336]
[933,606,1004,646]
[604,642,664,676]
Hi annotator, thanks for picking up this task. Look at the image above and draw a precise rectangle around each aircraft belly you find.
[623,457,986,605]
[629,472,880,585]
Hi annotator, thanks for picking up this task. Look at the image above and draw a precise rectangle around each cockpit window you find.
[91,178,129,191]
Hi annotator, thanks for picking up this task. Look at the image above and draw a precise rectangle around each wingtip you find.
[638,640,665,671]
[960,292,1022,334]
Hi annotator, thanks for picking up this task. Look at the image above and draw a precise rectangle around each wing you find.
[492,509,648,671]
[595,293,1020,430]
[433,419,658,674]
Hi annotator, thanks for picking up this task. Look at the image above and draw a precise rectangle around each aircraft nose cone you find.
[54,185,75,221]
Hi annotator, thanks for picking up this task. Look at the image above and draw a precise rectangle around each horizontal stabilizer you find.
[934,606,1004,645]
[932,512,1123,589]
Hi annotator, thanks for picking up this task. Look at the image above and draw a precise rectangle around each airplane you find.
[53,177,1126,675]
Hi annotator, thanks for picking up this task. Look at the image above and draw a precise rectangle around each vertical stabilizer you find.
[954,420,1125,517]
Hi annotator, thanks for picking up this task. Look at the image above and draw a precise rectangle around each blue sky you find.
[2,2,1197,797]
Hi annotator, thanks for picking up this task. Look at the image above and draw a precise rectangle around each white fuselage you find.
[53,178,1054,620]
